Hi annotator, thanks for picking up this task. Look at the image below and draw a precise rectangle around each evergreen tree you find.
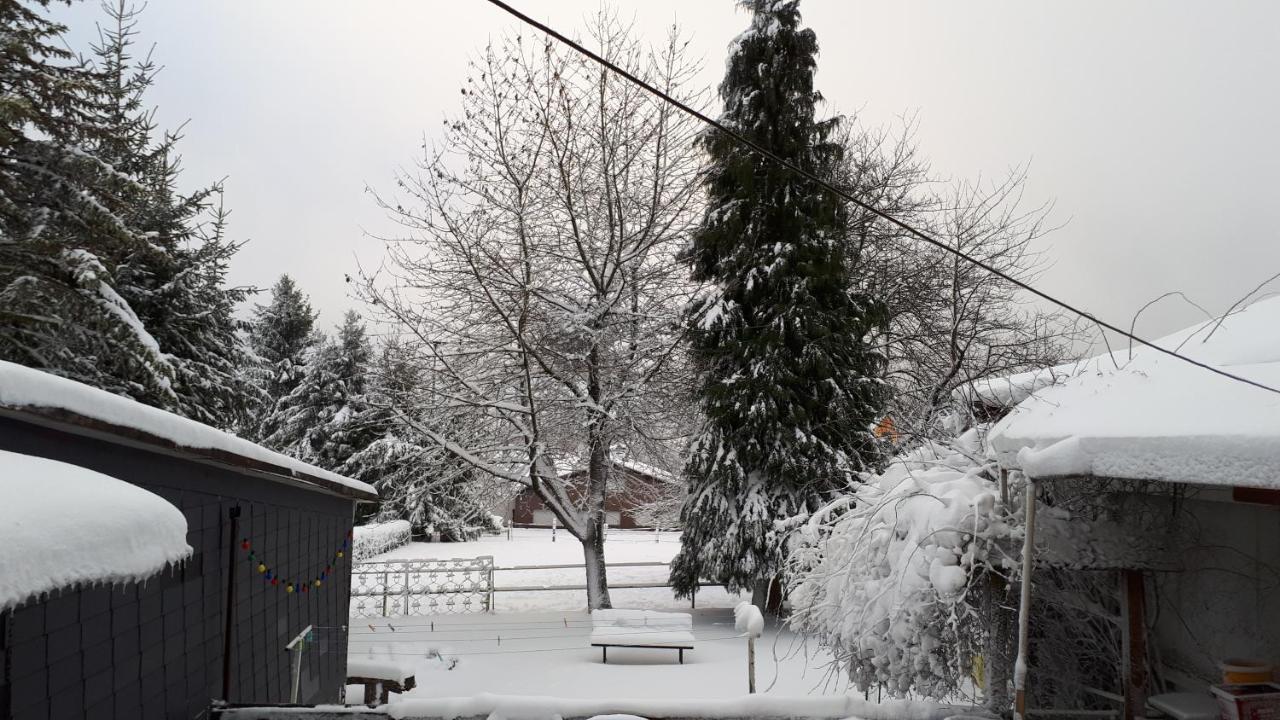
[344,340,496,540]
[669,0,890,599]
[1,1,255,428]
[84,1,257,428]
[262,311,370,463]
[0,0,172,397]
[248,274,318,436]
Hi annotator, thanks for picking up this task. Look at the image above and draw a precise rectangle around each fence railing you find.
[349,558,714,616]
[350,556,495,617]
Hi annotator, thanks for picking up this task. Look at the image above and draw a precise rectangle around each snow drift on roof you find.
[0,360,376,498]
[0,450,192,610]
[990,297,1280,488]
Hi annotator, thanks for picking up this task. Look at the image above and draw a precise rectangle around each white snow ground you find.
[371,528,746,612]
[347,609,855,703]
[348,530,865,707]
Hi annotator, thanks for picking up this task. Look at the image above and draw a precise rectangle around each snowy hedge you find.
[352,520,413,562]
[788,428,1021,701]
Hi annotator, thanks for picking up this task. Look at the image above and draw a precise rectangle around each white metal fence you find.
[349,558,709,617]
[350,556,495,617]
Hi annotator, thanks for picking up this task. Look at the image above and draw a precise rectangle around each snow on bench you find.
[589,609,695,664]
[347,651,419,705]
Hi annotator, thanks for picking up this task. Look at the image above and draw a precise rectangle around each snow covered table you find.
[589,609,695,664]
[347,654,417,705]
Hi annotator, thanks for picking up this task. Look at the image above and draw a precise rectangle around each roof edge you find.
[0,404,378,503]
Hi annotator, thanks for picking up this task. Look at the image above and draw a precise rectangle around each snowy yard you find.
[346,529,856,705]
[368,528,747,613]
[346,608,853,703]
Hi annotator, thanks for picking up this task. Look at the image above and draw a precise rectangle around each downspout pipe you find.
[1013,475,1038,720]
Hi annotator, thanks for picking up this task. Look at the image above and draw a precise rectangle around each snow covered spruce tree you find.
[262,311,371,464]
[84,1,257,428]
[360,13,703,609]
[248,274,319,438]
[669,0,890,605]
[345,340,503,541]
[0,0,254,428]
[0,0,170,397]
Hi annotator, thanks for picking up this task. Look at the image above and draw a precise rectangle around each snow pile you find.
[590,609,695,647]
[354,520,413,561]
[0,360,376,498]
[733,601,764,639]
[788,430,1016,697]
[0,450,192,610]
[991,297,1280,488]
[384,692,958,720]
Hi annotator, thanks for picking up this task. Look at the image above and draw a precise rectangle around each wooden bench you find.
[589,609,695,665]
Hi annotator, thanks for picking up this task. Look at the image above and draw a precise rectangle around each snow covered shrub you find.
[788,428,1021,703]
[352,520,413,562]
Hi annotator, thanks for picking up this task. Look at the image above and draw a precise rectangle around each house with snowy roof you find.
[0,361,377,720]
[988,297,1280,718]
[510,457,682,530]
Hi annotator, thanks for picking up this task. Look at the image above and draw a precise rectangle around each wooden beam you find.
[1120,569,1149,720]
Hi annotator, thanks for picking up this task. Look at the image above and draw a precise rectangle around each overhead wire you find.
[477,0,1280,397]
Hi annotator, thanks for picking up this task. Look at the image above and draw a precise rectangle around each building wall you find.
[0,416,356,720]
[1150,490,1280,689]
[512,488,639,529]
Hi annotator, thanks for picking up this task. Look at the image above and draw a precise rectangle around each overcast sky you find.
[51,0,1280,344]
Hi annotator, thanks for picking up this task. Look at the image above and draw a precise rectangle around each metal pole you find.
[382,570,389,617]
[221,506,241,701]
[285,625,313,704]
[290,639,303,703]
[1014,477,1038,720]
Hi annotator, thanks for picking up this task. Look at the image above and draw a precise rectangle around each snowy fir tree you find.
[248,274,319,437]
[669,0,891,601]
[0,0,168,396]
[344,340,498,540]
[262,311,370,463]
[0,0,254,428]
[83,1,257,428]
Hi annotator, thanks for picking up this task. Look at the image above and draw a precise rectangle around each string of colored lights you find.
[241,528,353,595]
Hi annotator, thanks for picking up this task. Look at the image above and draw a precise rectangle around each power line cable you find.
[478,0,1280,398]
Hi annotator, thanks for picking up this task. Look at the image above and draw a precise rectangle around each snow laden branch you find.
[788,428,1023,708]
[359,12,705,609]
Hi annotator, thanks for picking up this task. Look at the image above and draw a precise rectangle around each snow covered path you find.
[370,528,746,612]
[348,609,853,702]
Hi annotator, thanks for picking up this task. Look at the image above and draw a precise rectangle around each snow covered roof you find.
[0,361,377,501]
[0,450,192,611]
[990,297,1280,489]
[955,362,1084,410]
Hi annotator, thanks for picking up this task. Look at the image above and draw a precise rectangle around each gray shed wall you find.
[0,415,357,720]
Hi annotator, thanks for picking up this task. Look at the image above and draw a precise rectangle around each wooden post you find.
[747,635,757,693]
[221,506,241,701]
[1014,478,1038,720]
[1121,569,1149,720]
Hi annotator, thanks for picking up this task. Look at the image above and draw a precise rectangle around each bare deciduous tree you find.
[359,14,703,609]
[837,117,1076,438]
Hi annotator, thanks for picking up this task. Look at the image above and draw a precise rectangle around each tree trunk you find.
[583,526,612,610]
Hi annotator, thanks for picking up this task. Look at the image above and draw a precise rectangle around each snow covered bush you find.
[788,428,1021,704]
[352,520,413,562]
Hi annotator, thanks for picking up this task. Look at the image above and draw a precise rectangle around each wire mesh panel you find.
[350,556,495,617]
